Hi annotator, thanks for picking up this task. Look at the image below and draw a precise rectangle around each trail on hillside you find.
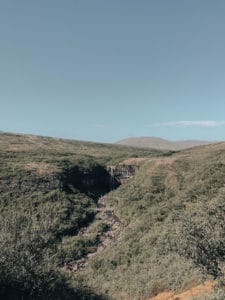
[68,195,124,271]
[149,281,214,300]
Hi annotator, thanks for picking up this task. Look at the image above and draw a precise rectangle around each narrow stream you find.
[68,194,123,272]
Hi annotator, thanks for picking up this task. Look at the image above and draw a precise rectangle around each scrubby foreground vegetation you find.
[1,132,225,299]
[0,132,160,299]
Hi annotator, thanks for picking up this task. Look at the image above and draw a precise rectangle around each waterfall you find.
[109,166,115,190]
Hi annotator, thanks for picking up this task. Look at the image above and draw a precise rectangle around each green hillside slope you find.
[1,132,225,299]
[79,143,225,299]
[0,132,163,299]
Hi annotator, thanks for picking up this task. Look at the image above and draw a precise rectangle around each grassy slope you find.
[0,132,162,163]
[0,132,163,299]
[2,132,225,299]
[0,132,162,242]
[80,143,225,299]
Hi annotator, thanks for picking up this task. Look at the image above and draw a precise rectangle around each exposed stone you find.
[68,195,124,272]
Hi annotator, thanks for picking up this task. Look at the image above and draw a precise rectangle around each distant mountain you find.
[116,137,213,150]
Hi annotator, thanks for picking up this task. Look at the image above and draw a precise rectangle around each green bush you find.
[0,210,107,299]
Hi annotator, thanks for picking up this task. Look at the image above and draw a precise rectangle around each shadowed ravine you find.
[68,164,139,271]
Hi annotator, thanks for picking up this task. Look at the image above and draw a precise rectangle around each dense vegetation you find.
[0,210,108,300]
[1,132,225,299]
[0,132,161,299]
[79,144,225,299]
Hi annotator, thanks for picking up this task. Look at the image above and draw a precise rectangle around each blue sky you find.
[1,1,225,142]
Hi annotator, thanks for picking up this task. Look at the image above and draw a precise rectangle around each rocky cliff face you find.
[61,164,120,200]
[0,162,138,204]
[107,164,138,185]
[60,163,138,199]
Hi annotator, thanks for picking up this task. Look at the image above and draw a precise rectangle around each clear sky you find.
[1,1,225,142]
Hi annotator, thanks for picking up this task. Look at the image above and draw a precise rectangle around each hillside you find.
[1,132,225,299]
[117,137,212,150]
[78,142,225,299]
[0,132,164,299]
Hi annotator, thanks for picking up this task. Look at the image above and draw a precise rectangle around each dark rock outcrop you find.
[107,164,138,185]
[61,164,120,200]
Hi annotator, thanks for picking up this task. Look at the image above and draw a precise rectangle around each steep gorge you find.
[63,162,138,271]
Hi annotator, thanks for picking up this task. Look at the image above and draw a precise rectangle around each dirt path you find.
[68,195,123,271]
[149,281,214,300]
